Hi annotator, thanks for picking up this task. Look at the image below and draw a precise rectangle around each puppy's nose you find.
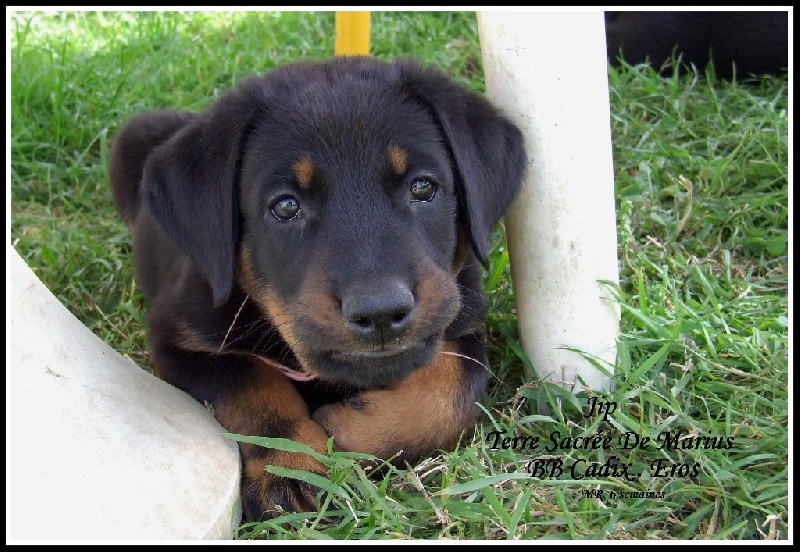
[342,279,415,345]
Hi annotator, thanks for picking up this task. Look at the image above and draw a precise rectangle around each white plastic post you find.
[6,246,242,540]
[477,11,620,392]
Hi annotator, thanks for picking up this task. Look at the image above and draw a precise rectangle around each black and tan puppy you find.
[109,56,525,520]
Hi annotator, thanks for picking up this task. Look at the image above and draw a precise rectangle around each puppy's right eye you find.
[409,177,437,202]
[270,195,302,221]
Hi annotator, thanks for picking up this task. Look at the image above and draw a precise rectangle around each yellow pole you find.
[335,11,371,56]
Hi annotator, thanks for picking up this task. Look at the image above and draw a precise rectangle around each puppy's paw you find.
[241,458,323,520]
[239,421,330,521]
[313,351,478,463]
[312,391,425,461]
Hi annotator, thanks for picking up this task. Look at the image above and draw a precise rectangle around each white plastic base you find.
[6,246,241,540]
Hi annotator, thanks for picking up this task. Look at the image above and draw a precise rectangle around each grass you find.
[9,10,789,541]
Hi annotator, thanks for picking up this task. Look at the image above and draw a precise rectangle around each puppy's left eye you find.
[409,177,437,202]
[270,195,302,221]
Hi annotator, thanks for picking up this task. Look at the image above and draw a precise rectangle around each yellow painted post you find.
[335,11,371,55]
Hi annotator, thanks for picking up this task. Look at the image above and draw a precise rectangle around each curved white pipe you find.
[6,246,241,539]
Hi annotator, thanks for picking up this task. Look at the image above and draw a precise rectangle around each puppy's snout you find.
[342,279,415,345]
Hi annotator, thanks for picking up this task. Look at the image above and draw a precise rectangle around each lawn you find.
[9,10,789,540]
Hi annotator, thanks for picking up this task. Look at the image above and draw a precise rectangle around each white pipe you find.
[6,246,241,539]
[478,11,620,392]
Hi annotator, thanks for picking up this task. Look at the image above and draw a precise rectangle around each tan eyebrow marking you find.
[389,145,409,176]
[293,157,314,189]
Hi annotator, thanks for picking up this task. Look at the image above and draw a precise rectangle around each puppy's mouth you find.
[313,335,440,388]
[257,335,441,388]
[328,341,420,362]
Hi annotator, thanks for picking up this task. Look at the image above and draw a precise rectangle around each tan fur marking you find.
[292,259,353,344]
[312,341,474,460]
[236,244,260,297]
[238,244,323,374]
[410,258,462,339]
[389,145,409,176]
[243,426,328,485]
[452,226,471,273]
[238,245,300,353]
[216,359,314,436]
[293,157,314,189]
[243,432,328,485]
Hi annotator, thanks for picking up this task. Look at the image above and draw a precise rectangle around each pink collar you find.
[257,356,317,382]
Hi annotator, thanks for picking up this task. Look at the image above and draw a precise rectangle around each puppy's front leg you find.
[312,334,489,462]
[155,348,329,521]
[215,358,330,520]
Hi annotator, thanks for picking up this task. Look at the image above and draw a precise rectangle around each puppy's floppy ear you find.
[398,61,527,265]
[142,79,266,307]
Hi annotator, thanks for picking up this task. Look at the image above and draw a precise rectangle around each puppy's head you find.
[142,57,525,388]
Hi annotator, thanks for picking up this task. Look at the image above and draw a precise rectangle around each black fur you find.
[606,11,788,80]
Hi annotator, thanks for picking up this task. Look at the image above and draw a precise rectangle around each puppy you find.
[605,11,789,80]
[109,56,526,520]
